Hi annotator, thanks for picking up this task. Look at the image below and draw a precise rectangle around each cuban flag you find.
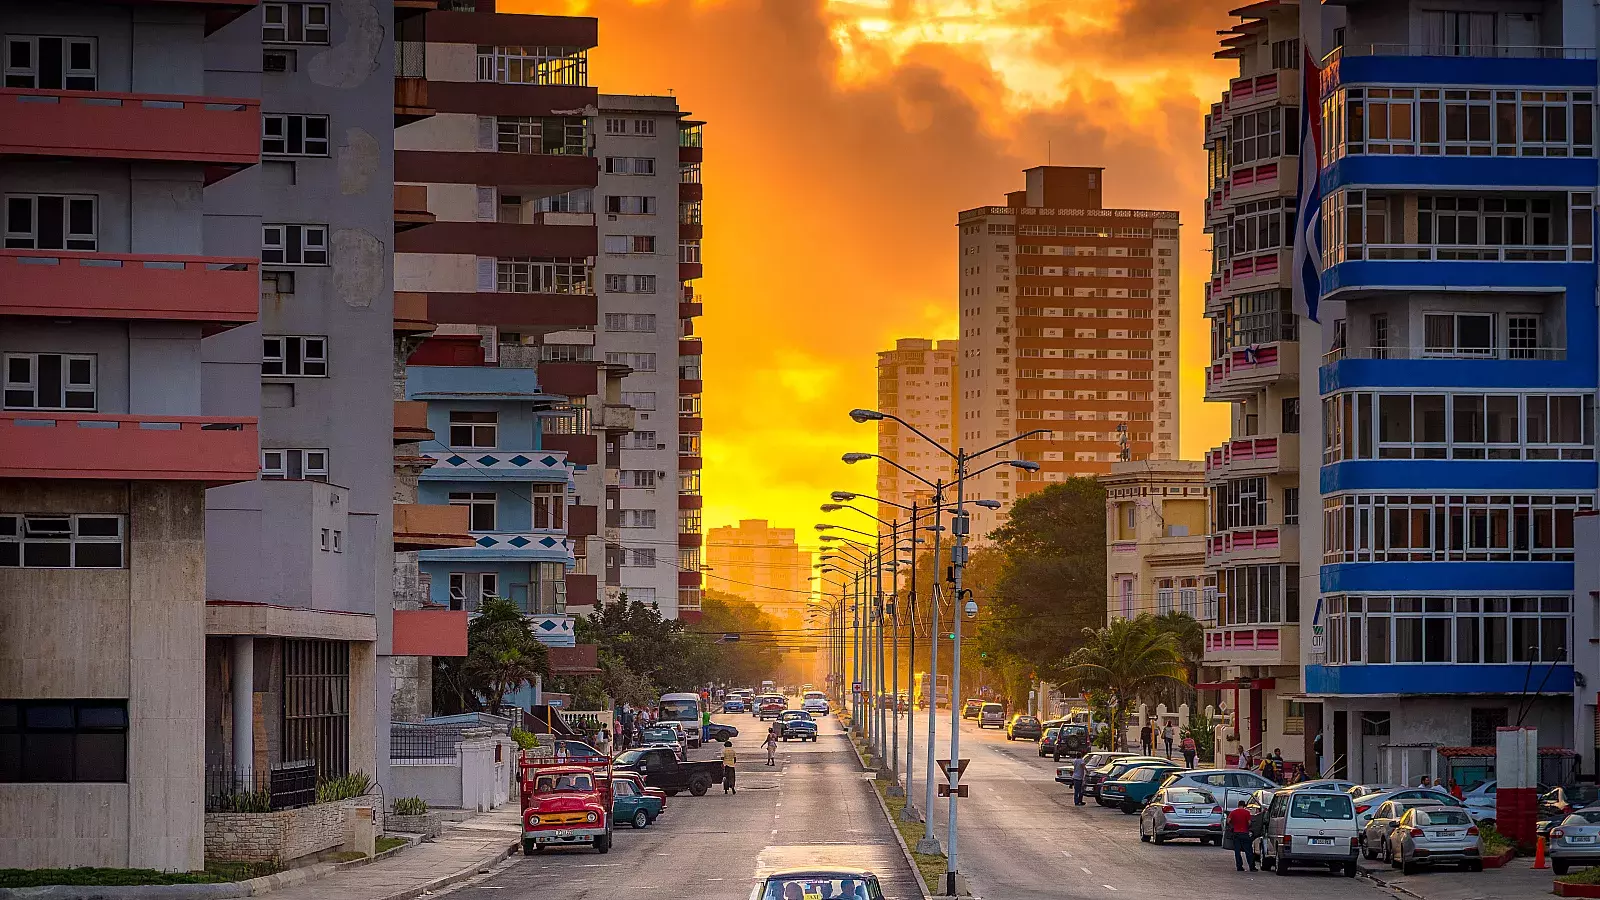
[1291,47,1324,323]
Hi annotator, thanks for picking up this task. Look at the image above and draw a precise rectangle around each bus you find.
[657,692,703,748]
[915,673,951,709]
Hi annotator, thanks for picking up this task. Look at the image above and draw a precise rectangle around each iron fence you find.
[204,762,317,812]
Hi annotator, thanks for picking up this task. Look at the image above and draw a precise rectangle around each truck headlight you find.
[527,816,540,826]
[586,812,598,823]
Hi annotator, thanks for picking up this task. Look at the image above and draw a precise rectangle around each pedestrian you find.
[1269,748,1284,783]
[1051,728,1065,763]
[1448,779,1463,800]
[1418,775,1433,789]
[1072,754,1088,806]
[1312,732,1324,777]
[1227,800,1257,872]
[1162,723,1175,759]
[765,726,779,766]
[1139,722,1153,756]
[595,728,612,756]
[1181,733,1197,769]
[722,740,738,794]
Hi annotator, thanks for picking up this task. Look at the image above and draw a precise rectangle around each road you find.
[436,710,921,900]
[909,710,1393,900]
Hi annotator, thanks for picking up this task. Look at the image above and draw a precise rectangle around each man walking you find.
[722,740,738,794]
[1052,728,1065,764]
[1227,800,1257,872]
[1139,722,1153,756]
[1072,754,1088,806]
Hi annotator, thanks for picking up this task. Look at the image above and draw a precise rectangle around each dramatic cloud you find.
[512,0,1239,546]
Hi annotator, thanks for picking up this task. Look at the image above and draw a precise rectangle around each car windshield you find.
[1564,811,1600,825]
[614,750,645,765]
[1044,727,1060,739]
[1564,786,1600,806]
[1418,809,1471,826]
[1291,794,1354,820]
[805,692,826,700]
[534,773,593,793]
[1124,766,1173,782]
[982,704,1003,713]
[761,876,882,900]
[659,699,699,720]
[1168,788,1214,805]
[1016,716,1038,724]
[641,728,676,742]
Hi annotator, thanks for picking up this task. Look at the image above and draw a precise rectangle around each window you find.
[605,352,656,372]
[622,469,656,488]
[605,195,655,215]
[534,189,593,213]
[262,224,328,265]
[332,530,342,552]
[3,353,95,410]
[679,433,701,455]
[263,3,330,43]
[531,484,564,530]
[446,411,497,448]
[1284,488,1300,526]
[448,492,496,531]
[679,508,702,533]
[4,194,96,250]
[622,509,656,528]
[489,116,587,156]
[1212,476,1268,530]
[626,548,657,567]
[604,157,656,175]
[679,240,702,263]
[603,274,657,293]
[447,572,498,612]
[679,469,701,493]
[262,336,327,377]
[1230,106,1298,166]
[1270,37,1299,70]
[1326,391,1594,462]
[0,514,122,569]
[260,448,329,481]
[3,36,96,90]
[621,392,656,410]
[1424,312,1495,357]
[1216,564,1298,625]
[1282,397,1300,434]
[1322,493,1591,564]
[1228,290,1296,347]
[623,431,657,449]
[491,257,590,294]
[1323,594,1570,666]
[1229,198,1293,254]
[262,114,329,156]
[0,700,127,782]
[475,45,587,86]
[602,234,656,254]
[604,313,657,331]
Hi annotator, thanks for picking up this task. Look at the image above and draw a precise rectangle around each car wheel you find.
[1275,858,1289,876]
[1345,861,1358,877]
[522,839,538,855]
[1261,854,1275,871]
[1153,830,1166,845]
[689,775,712,796]
[1139,821,1150,842]
[594,833,612,854]
[632,810,649,829]
[1468,861,1483,873]
[1402,858,1418,876]
[1121,801,1138,815]
[664,789,679,796]
[1383,842,1393,865]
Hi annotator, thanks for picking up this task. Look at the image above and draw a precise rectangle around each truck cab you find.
[519,759,613,855]
[613,746,723,797]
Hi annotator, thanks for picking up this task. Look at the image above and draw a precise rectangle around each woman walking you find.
[722,740,738,794]
[764,726,779,766]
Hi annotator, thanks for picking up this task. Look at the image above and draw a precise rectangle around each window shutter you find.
[476,186,496,221]
[477,257,496,291]
[476,116,495,151]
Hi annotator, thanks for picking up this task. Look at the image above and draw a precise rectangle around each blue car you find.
[722,698,747,713]
[777,711,817,742]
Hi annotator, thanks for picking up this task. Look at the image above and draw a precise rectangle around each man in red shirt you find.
[1227,800,1257,872]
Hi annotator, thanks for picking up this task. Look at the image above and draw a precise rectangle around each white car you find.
[801,691,830,716]
[1260,789,1361,876]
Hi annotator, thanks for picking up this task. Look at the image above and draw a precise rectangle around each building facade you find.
[1100,461,1212,624]
[1202,0,1309,767]
[957,166,1180,539]
[592,94,705,619]
[1305,0,1595,782]
[705,519,811,624]
[875,338,957,519]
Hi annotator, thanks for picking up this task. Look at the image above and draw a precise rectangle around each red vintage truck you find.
[519,752,613,855]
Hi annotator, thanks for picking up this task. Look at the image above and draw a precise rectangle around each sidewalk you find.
[1361,856,1556,900]
[262,807,521,900]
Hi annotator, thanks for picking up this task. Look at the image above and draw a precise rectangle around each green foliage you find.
[463,597,550,715]
[1477,823,1514,857]
[510,727,538,750]
[316,771,371,804]
[1183,709,1216,759]
[0,869,235,887]
[210,789,271,813]
[375,836,409,855]
[1060,615,1187,748]
[392,796,429,816]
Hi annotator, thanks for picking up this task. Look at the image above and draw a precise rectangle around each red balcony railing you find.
[0,88,259,166]
[0,250,257,325]
[0,413,257,483]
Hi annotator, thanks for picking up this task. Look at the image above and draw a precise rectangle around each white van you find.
[1260,789,1361,876]
[658,692,703,748]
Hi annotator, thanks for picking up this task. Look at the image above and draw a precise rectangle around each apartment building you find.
[705,519,812,624]
[875,338,957,519]
[1100,461,1212,624]
[1302,0,1596,782]
[393,8,615,661]
[593,94,706,619]
[956,166,1180,540]
[1201,1,1309,767]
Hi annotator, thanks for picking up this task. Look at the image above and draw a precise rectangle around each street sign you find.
[937,758,971,778]
[852,681,863,692]
[937,784,970,797]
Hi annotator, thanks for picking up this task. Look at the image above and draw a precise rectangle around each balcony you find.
[679,416,703,434]
[421,530,577,563]
[568,504,598,537]
[396,220,596,259]
[0,250,257,326]
[393,400,433,443]
[565,573,598,607]
[1204,340,1298,402]
[537,362,599,397]
[1203,624,1299,668]
[1205,434,1299,479]
[393,184,435,232]
[393,291,433,335]
[680,182,703,203]
[0,88,259,171]
[0,413,256,484]
[678,493,702,510]
[405,364,558,402]
[679,262,703,281]
[420,449,573,484]
[394,149,598,191]
[600,404,635,433]
[1223,69,1296,115]
[529,614,576,648]
[1214,248,1290,300]
[539,432,597,466]
[394,41,433,126]
[393,503,475,551]
[1206,525,1298,566]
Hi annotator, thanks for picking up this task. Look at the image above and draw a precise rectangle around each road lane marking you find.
[1059,850,1071,857]
[1102,886,1118,892]
[1080,867,1092,875]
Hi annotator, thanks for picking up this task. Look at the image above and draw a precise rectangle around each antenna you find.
[1117,422,1130,462]
[1047,140,1052,165]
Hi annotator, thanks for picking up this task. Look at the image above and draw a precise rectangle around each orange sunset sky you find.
[514,0,1244,554]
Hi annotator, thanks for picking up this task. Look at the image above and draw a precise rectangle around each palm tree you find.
[463,597,549,715]
[1149,611,1205,706]
[1060,617,1188,749]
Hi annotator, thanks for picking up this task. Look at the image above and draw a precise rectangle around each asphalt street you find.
[435,710,921,900]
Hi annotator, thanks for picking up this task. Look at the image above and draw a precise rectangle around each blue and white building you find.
[405,364,579,650]
[1305,0,1597,782]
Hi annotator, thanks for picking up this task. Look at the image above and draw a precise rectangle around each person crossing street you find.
[1227,800,1257,872]
[764,725,779,766]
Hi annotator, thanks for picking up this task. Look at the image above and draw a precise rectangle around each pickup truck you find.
[612,746,724,797]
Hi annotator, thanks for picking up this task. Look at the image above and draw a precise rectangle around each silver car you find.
[978,702,1005,728]
[1160,768,1279,808]
[1387,806,1483,873]
[1362,798,1439,862]
[1353,787,1460,829]
[1549,809,1600,875]
[1139,786,1223,845]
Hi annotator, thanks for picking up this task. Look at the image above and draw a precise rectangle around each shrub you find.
[210,789,271,813]
[1478,823,1514,856]
[393,796,429,816]
[510,727,538,750]
[316,771,371,804]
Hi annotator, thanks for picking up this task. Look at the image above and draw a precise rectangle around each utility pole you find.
[916,481,944,855]
[945,452,967,898]
[902,501,918,816]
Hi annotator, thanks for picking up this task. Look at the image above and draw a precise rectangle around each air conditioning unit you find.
[263,51,291,72]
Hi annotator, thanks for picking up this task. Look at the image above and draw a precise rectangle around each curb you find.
[367,838,519,900]
[866,774,935,900]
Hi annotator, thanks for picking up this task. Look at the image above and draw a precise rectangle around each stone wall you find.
[205,797,385,864]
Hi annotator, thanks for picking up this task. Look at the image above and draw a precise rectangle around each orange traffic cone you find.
[1534,835,1549,869]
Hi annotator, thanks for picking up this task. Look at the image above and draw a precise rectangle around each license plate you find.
[539,831,574,842]
[1436,829,1461,837]
[1308,837,1334,845]
[1184,808,1209,815]
[1572,836,1596,844]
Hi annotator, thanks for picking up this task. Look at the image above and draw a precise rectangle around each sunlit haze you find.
[515,0,1237,549]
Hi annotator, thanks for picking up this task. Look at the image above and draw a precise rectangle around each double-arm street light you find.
[847,407,1044,895]
[820,505,899,775]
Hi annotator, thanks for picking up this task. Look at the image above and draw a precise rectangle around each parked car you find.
[1039,725,1089,758]
[1352,787,1461,829]
[704,722,740,744]
[978,703,1006,729]
[1259,789,1360,877]
[1548,808,1600,875]
[1091,757,1170,804]
[962,699,984,719]
[1101,764,1183,814]
[1158,768,1279,809]
[1005,714,1042,741]
[1139,786,1223,845]
[1362,798,1442,862]
[1296,779,1358,794]
[639,726,686,759]
[611,747,724,797]
[1080,753,1150,795]
[609,773,664,829]
[777,710,818,742]
[611,771,666,811]
[1387,806,1483,873]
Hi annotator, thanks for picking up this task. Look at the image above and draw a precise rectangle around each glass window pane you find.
[74,732,126,781]
[21,733,74,781]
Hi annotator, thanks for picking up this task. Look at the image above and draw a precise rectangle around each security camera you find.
[963,599,978,618]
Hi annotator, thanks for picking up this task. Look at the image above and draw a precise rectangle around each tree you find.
[1147,611,1205,706]
[690,591,786,687]
[461,597,549,715]
[1059,615,1187,748]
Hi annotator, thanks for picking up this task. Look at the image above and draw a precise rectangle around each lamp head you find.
[974,499,1003,510]
[820,503,844,512]
[830,491,857,502]
[814,524,830,531]
[841,452,872,464]
[848,408,885,423]
[1009,459,1042,472]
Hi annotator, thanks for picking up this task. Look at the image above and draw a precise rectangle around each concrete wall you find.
[388,763,463,810]
[0,480,206,871]
[0,160,207,256]
[387,735,515,811]
[0,5,205,95]
[0,320,208,417]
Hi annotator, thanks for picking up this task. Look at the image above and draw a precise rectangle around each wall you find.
[204,796,385,864]
[389,762,464,810]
